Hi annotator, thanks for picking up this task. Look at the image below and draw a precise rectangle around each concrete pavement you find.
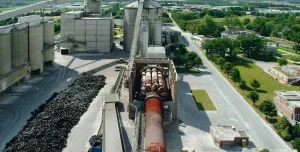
[181,31,291,151]
[0,49,129,151]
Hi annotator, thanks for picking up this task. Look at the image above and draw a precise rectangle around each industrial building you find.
[274,90,300,123]
[270,66,300,85]
[0,15,55,94]
[60,0,114,53]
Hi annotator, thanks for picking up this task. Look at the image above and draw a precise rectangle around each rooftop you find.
[273,66,300,77]
[275,91,300,101]
[210,126,247,141]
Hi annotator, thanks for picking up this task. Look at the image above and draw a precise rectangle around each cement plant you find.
[0,0,296,152]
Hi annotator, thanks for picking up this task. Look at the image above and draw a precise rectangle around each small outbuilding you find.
[210,125,249,148]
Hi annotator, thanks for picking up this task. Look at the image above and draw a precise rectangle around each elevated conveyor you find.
[128,0,144,71]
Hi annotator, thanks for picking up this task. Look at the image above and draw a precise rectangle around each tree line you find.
[167,44,202,69]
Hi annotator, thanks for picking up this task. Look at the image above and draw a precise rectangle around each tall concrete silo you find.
[0,33,12,75]
[123,0,162,52]
[29,24,44,73]
[24,27,29,62]
[11,27,26,68]
[43,21,55,63]
[86,0,102,14]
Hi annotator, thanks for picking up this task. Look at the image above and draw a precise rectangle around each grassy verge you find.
[176,67,201,73]
[278,47,299,55]
[212,59,300,119]
[191,89,216,111]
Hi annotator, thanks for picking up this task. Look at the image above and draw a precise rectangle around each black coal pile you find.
[5,73,106,152]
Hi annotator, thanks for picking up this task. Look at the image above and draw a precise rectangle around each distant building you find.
[270,66,300,85]
[162,26,181,45]
[221,28,257,40]
[210,125,249,148]
[274,90,300,123]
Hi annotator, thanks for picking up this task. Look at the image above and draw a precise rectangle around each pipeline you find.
[144,92,166,152]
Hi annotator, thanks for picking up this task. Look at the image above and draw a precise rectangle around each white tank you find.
[24,27,29,62]
[124,7,138,52]
[142,26,149,57]
[43,21,54,62]
[43,47,54,62]
[154,19,162,45]
[0,33,12,75]
[87,0,102,14]
[11,29,25,68]
[29,25,43,71]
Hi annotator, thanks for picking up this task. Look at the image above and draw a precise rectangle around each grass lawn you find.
[213,59,300,119]
[176,67,201,73]
[278,47,299,55]
[191,90,216,111]
[0,7,17,12]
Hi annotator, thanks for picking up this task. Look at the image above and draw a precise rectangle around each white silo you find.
[29,24,44,73]
[154,18,162,45]
[123,0,162,52]
[24,27,29,62]
[124,3,138,52]
[11,27,26,68]
[0,33,12,75]
[43,21,55,63]
[86,0,102,14]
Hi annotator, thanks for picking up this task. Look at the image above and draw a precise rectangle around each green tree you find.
[280,126,292,141]
[243,18,251,25]
[250,79,260,91]
[260,149,269,152]
[222,62,233,77]
[292,123,300,138]
[215,57,226,66]
[237,34,265,59]
[259,99,277,120]
[239,80,247,94]
[247,91,259,105]
[185,52,202,68]
[278,58,288,66]
[292,137,300,150]
[230,68,241,84]
[275,116,292,131]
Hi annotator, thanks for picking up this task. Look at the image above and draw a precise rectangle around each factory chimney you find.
[85,0,102,15]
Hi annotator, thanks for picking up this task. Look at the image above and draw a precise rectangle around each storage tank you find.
[29,25,43,72]
[154,19,162,45]
[24,27,29,62]
[43,21,54,63]
[86,0,102,14]
[0,33,12,75]
[124,4,137,52]
[124,0,162,52]
[11,28,25,68]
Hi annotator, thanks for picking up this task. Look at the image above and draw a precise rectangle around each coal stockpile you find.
[5,73,106,152]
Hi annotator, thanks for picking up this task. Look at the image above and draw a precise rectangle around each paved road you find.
[181,32,291,151]
[167,19,291,150]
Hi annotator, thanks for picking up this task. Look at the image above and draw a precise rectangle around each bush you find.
[293,137,300,150]
[280,127,292,141]
[278,58,288,66]
[247,91,259,105]
[260,149,269,152]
